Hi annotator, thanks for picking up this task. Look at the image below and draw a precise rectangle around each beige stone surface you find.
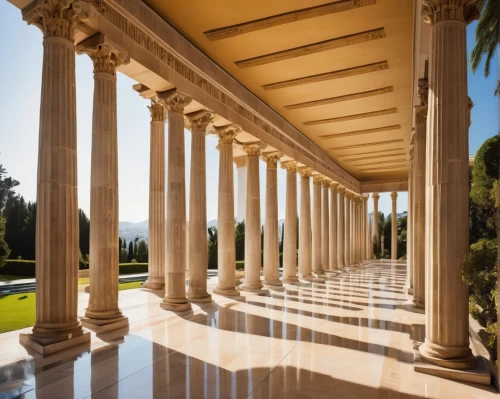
[143,103,166,290]
[263,152,283,287]
[337,187,345,268]
[240,144,265,292]
[372,193,380,256]
[418,3,476,369]
[186,110,213,303]
[321,180,330,273]
[390,192,398,261]
[282,161,299,282]
[161,90,193,312]
[344,193,351,267]
[312,175,323,275]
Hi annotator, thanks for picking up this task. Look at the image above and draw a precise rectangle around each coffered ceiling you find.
[144,0,414,181]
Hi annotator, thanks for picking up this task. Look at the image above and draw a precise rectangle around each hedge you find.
[235,260,244,270]
[0,260,148,277]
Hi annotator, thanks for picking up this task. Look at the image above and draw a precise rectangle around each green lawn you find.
[0,281,143,334]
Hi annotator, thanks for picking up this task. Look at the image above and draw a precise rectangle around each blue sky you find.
[0,3,497,222]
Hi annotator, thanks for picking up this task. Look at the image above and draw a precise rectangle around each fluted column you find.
[329,183,339,271]
[186,110,213,303]
[413,83,428,309]
[240,143,266,292]
[407,146,414,291]
[418,0,477,369]
[390,192,398,260]
[312,175,324,275]
[298,167,313,279]
[337,187,345,268]
[159,89,192,312]
[143,102,166,290]
[79,37,129,331]
[234,156,247,221]
[344,193,351,267]
[362,196,368,261]
[282,161,299,283]
[321,179,330,273]
[214,125,241,296]
[19,1,93,354]
[372,193,380,257]
[263,152,283,288]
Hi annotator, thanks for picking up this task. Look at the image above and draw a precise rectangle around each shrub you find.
[118,263,148,274]
[462,239,497,351]
[235,260,244,270]
[0,259,36,276]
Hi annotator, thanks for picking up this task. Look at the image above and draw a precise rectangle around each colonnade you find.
[18,0,479,375]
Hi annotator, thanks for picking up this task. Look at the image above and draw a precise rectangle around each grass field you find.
[0,281,143,334]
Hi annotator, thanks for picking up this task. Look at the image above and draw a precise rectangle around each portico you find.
[5,0,486,393]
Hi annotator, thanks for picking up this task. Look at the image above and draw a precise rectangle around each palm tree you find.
[470,0,500,96]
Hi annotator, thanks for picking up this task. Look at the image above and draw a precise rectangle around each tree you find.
[3,195,28,258]
[128,241,134,262]
[136,239,148,262]
[207,227,218,269]
[0,214,10,267]
[0,164,19,211]
[235,220,245,261]
[79,209,90,259]
[471,0,500,96]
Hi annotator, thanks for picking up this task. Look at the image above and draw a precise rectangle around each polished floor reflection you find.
[0,263,496,398]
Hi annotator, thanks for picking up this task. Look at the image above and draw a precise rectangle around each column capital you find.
[76,34,129,75]
[312,174,324,186]
[415,81,429,124]
[233,156,246,168]
[421,0,479,25]
[158,89,192,114]
[329,181,339,192]
[468,97,474,127]
[148,102,165,122]
[361,195,369,203]
[214,124,241,144]
[321,178,331,188]
[263,151,283,168]
[390,191,398,201]
[22,0,95,41]
[345,192,352,199]
[337,186,346,196]
[186,109,214,131]
[372,192,380,201]
[297,166,313,179]
[281,160,298,174]
[243,142,266,157]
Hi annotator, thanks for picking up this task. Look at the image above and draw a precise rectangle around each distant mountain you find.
[119,220,149,243]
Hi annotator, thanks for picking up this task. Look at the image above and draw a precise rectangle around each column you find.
[337,187,345,268]
[329,183,339,271]
[312,175,324,275]
[344,193,351,267]
[321,179,330,273]
[79,37,129,331]
[390,192,398,261]
[186,110,213,303]
[143,102,166,290]
[408,143,414,291]
[214,125,241,296]
[159,89,192,312]
[372,193,380,257]
[413,82,428,309]
[263,152,283,288]
[234,156,247,221]
[298,167,313,279]
[418,1,477,369]
[362,196,368,261]
[281,161,299,283]
[20,1,92,354]
[240,143,266,292]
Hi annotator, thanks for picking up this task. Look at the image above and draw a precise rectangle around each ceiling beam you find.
[285,85,393,109]
[361,178,408,193]
[353,158,407,167]
[204,0,377,41]
[235,27,385,68]
[359,164,406,171]
[264,61,389,91]
[331,139,404,151]
[320,124,401,140]
[344,152,406,162]
[338,148,405,158]
[304,108,397,126]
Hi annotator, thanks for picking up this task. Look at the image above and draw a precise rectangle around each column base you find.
[281,276,300,284]
[262,279,284,289]
[81,315,129,334]
[238,285,269,296]
[412,298,425,310]
[312,270,326,276]
[143,277,165,290]
[20,330,90,357]
[213,287,241,297]
[160,297,193,312]
[187,293,213,303]
[418,339,477,370]
[300,276,325,284]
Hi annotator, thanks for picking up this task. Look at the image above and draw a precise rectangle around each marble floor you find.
[0,262,497,398]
